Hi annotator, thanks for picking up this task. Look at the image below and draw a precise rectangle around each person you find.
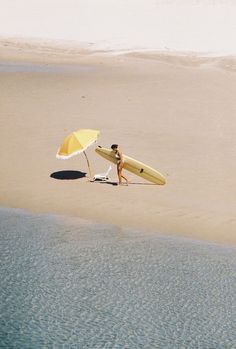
[111,144,129,185]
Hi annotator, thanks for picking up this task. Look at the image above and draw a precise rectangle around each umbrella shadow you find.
[50,170,87,180]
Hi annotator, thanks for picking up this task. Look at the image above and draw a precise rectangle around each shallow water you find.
[0,61,93,74]
[0,207,236,349]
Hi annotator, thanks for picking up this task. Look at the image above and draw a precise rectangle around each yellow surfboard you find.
[95,147,166,185]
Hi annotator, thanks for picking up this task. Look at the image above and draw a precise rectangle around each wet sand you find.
[1,40,236,245]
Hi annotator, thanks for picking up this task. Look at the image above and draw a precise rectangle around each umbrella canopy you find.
[56,129,100,179]
[56,129,100,159]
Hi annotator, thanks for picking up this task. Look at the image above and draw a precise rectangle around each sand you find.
[1,40,236,245]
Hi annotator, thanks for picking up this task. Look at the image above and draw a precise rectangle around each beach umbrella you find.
[56,129,100,178]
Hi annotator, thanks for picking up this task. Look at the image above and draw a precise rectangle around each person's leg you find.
[117,164,122,185]
[120,164,129,185]
[121,174,129,185]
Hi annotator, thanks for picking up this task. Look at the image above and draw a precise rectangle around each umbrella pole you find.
[83,151,92,180]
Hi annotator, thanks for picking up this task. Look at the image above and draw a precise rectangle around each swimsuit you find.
[115,152,121,164]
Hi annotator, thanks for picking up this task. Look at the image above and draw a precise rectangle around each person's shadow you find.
[50,170,87,180]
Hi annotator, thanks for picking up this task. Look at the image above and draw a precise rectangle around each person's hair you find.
[111,144,118,150]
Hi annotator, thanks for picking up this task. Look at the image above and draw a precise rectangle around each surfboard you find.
[95,147,166,185]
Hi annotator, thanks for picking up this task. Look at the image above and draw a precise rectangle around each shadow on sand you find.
[50,170,87,180]
[95,181,157,186]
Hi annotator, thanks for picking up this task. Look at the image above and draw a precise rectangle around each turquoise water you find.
[0,207,236,349]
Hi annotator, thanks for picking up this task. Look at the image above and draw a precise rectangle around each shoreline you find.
[1,36,236,73]
[1,44,236,246]
[0,206,236,250]
[1,205,236,250]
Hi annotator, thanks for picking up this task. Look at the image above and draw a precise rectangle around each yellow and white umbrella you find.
[56,129,100,178]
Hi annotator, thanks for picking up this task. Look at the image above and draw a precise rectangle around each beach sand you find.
[1,40,236,245]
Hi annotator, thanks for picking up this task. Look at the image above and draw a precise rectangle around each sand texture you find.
[1,43,236,245]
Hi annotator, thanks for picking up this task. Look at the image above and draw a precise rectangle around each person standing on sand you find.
[111,144,129,185]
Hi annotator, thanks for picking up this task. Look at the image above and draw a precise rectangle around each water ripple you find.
[0,207,236,348]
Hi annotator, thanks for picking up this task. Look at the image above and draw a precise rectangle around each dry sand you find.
[1,40,236,245]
